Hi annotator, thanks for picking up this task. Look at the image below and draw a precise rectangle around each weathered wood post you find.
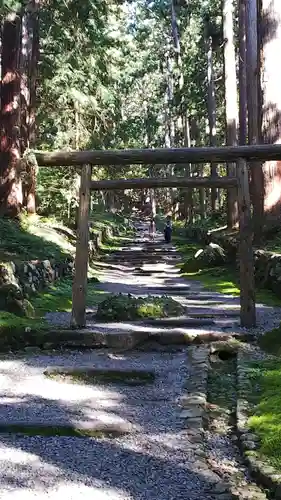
[71,164,92,328]
[236,158,256,327]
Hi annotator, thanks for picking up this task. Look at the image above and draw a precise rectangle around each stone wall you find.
[186,226,281,297]
[0,224,119,302]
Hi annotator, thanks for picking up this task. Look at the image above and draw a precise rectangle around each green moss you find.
[0,214,74,262]
[31,277,106,316]
[258,326,281,355]
[247,359,281,469]
[0,209,131,350]
[207,355,237,430]
[45,368,155,386]
[96,293,185,321]
[176,239,281,307]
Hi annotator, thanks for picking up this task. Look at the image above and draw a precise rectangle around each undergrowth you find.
[247,359,281,469]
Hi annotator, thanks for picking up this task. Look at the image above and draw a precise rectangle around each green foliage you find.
[96,293,185,321]
[247,360,281,469]
[33,0,230,220]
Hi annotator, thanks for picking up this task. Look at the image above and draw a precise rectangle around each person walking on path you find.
[149,217,156,240]
[164,215,172,243]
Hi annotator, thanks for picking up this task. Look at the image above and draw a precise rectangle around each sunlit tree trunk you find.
[0,12,23,217]
[222,0,239,228]
[207,35,218,211]
[246,0,264,242]
[26,0,40,214]
[183,114,193,224]
[239,0,247,146]
[260,0,281,221]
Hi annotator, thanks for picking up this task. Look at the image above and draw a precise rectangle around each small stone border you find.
[180,345,237,497]
[180,345,209,426]
[236,346,281,498]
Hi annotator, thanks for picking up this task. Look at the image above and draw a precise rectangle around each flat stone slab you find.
[0,420,136,436]
[187,309,240,318]
[144,316,216,327]
[42,328,149,349]
[0,351,189,435]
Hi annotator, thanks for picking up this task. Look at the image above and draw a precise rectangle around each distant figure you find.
[164,216,172,243]
[149,218,156,240]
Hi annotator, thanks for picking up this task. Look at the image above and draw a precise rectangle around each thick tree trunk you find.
[246,0,263,242]
[199,164,206,219]
[260,0,281,221]
[222,0,239,228]
[207,35,218,211]
[26,0,39,214]
[239,0,247,146]
[0,12,23,217]
[183,114,193,224]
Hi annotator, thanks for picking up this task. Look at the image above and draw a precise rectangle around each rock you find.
[181,243,226,273]
[96,293,185,322]
[184,417,202,428]
[180,407,203,418]
[21,299,35,318]
[209,482,229,494]
[181,394,206,406]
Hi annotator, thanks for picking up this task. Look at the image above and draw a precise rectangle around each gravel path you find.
[0,349,223,499]
[0,433,220,500]
[0,222,278,498]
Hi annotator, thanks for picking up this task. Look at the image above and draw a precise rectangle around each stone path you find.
[0,346,227,499]
[0,222,273,498]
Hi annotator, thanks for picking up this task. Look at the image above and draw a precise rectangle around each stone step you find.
[105,255,180,262]
[20,322,248,352]
[187,309,240,318]
[143,316,216,327]
[177,292,239,301]
[0,420,136,436]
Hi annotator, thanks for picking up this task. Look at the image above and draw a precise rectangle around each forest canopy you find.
[0,0,280,237]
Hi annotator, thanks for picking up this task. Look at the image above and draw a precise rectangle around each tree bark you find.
[238,0,247,146]
[183,114,193,224]
[207,35,218,211]
[260,0,281,221]
[222,0,239,228]
[0,12,23,217]
[26,0,40,214]
[246,0,263,242]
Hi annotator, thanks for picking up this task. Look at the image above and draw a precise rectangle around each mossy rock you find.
[181,242,226,273]
[0,283,35,318]
[95,293,186,321]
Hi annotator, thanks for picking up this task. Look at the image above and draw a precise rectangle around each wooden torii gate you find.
[36,143,281,330]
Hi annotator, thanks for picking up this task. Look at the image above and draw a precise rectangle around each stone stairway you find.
[43,222,261,350]
[83,227,244,347]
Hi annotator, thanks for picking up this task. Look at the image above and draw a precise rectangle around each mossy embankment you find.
[0,210,130,348]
